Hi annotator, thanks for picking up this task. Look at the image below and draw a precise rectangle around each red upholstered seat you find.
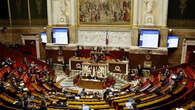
[109,50,124,59]
[81,49,91,57]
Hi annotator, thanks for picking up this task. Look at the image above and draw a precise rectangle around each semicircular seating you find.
[0,44,194,110]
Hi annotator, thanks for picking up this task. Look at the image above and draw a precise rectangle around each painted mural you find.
[168,0,195,27]
[30,0,47,25]
[79,0,132,25]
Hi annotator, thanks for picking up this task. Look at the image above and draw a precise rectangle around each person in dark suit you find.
[137,64,143,77]
[40,100,47,110]
[76,46,81,57]
[93,92,99,98]
[103,89,111,101]
[176,70,183,81]
[3,69,10,81]
[18,67,23,75]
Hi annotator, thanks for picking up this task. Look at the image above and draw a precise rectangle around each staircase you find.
[54,64,128,90]
[107,72,127,89]
[54,64,80,89]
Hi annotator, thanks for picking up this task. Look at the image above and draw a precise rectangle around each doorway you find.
[21,34,40,59]
[181,39,195,64]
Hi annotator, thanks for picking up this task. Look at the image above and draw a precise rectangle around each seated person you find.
[86,74,92,79]
[176,70,183,81]
[128,97,135,104]
[122,53,128,61]
[18,67,23,75]
[40,100,47,110]
[82,104,89,110]
[82,73,87,78]
[93,92,99,98]
[34,66,40,74]
[5,57,13,66]
[27,69,32,78]
[103,89,111,101]
[171,73,177,80]
[80,88,87,96]
[164,69,170,79]
[167,77,175,94]
[126,97,140,110]
[93,73,98,79]
[57,102,65,107]
[129,85,136,93]
[0,61,5,68]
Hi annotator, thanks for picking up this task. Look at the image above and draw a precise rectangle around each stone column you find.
[47,0,52,25]
[133,0,138,26]
[162,0,168,26]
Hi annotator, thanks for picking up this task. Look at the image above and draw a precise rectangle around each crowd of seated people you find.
[0,57,50,109]
[0,56,85,109]
[0,57,111,110]
[103,63,194,110]
[0,44,194,110]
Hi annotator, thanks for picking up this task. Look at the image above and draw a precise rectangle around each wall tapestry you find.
[79,0,132,25]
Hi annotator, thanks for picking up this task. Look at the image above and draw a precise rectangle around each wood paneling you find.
[0,27,46,59]
[46,49,75,64]
[109,63,127,73]
[128,54,168,68]
[168,29,195,66]
[46,49,168,68]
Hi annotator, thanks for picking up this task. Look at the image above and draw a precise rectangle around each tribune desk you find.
[69,57,128,75]
[107,59,129,74]
[78,78,105,89]
[69,57,90,71]
[82,62,108,78]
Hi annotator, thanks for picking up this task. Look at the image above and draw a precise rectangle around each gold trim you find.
[46,24,78,28]
[132,25,138,29]
[77,0,133,27]
[27,0,31,26]
[160,26,168,29]
[77,0,80,27]
[7,0,12,26]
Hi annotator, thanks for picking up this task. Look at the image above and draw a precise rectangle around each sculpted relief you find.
[51,0,71,24]
[78,30,131,47]
[143,0,154,25]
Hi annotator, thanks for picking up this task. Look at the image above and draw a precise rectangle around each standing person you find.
[137,64,143,77]
[75,46,81,57]
[3,69,10,81]
[48,58,53,69]
[24,57,28,65]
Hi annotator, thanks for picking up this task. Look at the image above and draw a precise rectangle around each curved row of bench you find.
[0,44,194,110]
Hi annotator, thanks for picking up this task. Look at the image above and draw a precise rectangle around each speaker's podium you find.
[69,56,128,89]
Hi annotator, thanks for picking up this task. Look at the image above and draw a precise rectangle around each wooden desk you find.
[108,61,128,74]
[82,62,108,78]
[77,78,104,89]
[69,57,128,75]
[69,57,90,70]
